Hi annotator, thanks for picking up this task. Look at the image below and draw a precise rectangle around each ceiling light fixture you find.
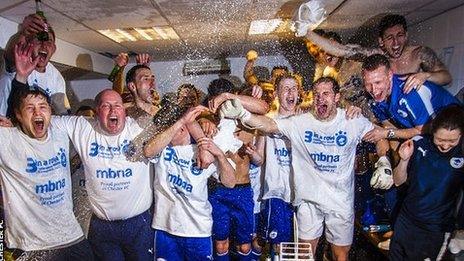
[115,29,137,42]
[98,26,179,43]
[152,27,179,40]
[134,28,153,41]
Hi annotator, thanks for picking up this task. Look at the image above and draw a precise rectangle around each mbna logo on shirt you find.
[450,157,464,169]
[168,173,193,193]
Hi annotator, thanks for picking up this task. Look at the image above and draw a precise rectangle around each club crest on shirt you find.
[450,157,464,169]
[269,230,278,239]
[190,161,203,176]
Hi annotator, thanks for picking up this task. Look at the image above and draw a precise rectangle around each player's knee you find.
[333,254,348,261]
[331,245,350,261]
[215,240,229,254]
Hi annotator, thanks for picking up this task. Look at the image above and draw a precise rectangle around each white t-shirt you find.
[52,116,152,220]
[211,118,241,180]
[0,126,83,251]
[71,163,92,236]
[275,109,373,213]
[213,118,243,154]
[151,144,216,237]
[262,114,294,203]
[0,63,69,116]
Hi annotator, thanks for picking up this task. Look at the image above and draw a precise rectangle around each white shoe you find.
[378,238,390,250]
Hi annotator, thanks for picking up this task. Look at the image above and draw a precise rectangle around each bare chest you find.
[390,51,422,75]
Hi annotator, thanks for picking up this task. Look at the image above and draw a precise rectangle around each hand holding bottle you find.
[20,14,47,37]
[108,53,128,82]
[114,53,129,67]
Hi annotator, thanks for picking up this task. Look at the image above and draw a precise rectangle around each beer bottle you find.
[107,65,121,82]
[35,0,49,41]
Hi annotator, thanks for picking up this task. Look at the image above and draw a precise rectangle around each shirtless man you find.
[205,78,268,260]
[300,13,452,92]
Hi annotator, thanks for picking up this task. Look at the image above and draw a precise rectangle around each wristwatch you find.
[386,129,395,140]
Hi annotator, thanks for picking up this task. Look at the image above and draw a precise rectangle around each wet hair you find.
[177,83,201,107]
[207,78,235,97]
[362,54,391,72]
[431,105,464,134]
[125,64,151,85]
[271,66,289,73]
[275,73,302,91]
[9,86,51,126]
[312,76,340,93]
[253,66,271,82]
[378,14,407,37]
[177,83,200,98]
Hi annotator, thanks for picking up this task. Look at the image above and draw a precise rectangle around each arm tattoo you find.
[419,46,445,72]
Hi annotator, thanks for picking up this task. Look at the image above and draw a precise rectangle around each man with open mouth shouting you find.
[300,13,452,94]
[0,42,94,260]
[0,13,71,117]
[218,76,390,261]
[11,39,154,260]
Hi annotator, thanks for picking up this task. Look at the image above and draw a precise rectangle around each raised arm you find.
[393,139,414,186]
[244,51,259,86]
[209,92,269,115]
[111,53,129,94]
[186,121,215,169]
[418,46,452,86]
[304,30,381,60]
[143,106,206,158]
[197,137,236,188]
[219,99,279,134]
[402,46,453,93]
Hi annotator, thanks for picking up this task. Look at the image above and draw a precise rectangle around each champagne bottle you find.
[108,53,128,82]
[35,0,49,41]
[107,65,121,82]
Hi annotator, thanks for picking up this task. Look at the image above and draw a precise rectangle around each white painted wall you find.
[409,5,464,95]
[150,55,291,95]
[67,78,110,109]
[67,55,292,109]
